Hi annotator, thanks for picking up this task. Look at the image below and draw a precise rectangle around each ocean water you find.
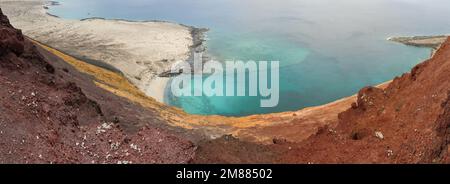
[49,0,450,116]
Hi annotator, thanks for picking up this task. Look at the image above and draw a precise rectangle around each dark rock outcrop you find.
[0,9,24,56]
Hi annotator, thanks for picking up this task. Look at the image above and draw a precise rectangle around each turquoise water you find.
[49,0,450,116]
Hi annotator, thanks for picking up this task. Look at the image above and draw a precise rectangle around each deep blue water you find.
[49,0,450,116]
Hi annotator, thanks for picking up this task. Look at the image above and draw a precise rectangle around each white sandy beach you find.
[0,0,197,102]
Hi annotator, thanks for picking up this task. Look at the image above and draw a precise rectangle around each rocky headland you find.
[388,35,448,56]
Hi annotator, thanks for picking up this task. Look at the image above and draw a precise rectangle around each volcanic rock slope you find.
[0,9,196,164]
[193,37,450,164]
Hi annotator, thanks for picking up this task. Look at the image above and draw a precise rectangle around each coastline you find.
[387,35,448,56]
[0,0,207,103]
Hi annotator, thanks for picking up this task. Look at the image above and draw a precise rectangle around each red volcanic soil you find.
[0,9,196,164]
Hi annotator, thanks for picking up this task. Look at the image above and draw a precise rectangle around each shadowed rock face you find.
[0,8,52,72]
[0,9,24,56]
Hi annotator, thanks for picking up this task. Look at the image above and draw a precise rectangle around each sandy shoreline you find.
[0,0,206,103]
